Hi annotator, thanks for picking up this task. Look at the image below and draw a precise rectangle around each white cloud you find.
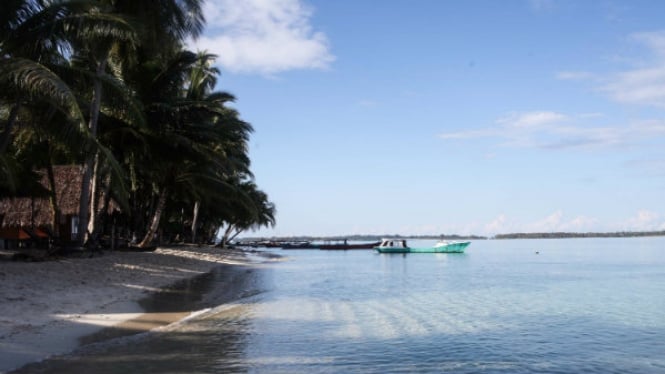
[524,211,599,232]
[440,111,601,149]
[631,31,665,58]
[556,31,665,110]
[189,0,334,75]
[603,67,665,107]
[623,210,665,231]
[448,31,665,154]
[634,119,665,133]
[556,71,596,81]
[528,210,565,232]
[440,111,568,143]
[483,211,599,235]
[440,110,665,151]
[566,216,600,230]
[599,31,665,107]
[484,214,510,233]
[497,111,568,129]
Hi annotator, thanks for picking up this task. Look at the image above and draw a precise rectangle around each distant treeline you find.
[243,234,488,241]
[494,231,665,239]
[244,231,665,242]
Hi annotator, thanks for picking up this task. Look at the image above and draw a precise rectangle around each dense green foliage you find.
[1,0,275,247]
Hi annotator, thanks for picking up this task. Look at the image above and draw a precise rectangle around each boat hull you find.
[319,241,381,250]
[375,241,470,254]
[281,242,316,249]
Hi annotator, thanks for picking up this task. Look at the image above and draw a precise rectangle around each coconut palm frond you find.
[63,12,138,48]
[60,63,145,130]
[0,57,85,128]
[205,91,236,104]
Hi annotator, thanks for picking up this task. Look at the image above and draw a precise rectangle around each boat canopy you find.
[378,238,408,248]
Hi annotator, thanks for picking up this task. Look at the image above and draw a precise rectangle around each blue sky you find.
[190,0,665,237]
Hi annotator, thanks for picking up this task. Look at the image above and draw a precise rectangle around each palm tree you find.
[0,0,87,190]
[1,1,139,243]
[218,180,276,247]
[127,49,255,247]
[2,1,277,249]
[71,0,205,246]
[64,2,138,246]
[185,51,228,244]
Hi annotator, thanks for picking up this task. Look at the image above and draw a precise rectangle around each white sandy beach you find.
[0,246,270,373]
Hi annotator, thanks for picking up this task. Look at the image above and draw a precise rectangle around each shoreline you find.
[0,245,278,373]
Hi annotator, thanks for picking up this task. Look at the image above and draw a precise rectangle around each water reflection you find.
[12,239,665,373]
[12,263,266,374]
[13,309,254,374]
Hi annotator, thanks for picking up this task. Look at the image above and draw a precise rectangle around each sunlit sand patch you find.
[55,311,194,346]
[54,313,145,328]
[117,284,168,293]
[0,245,268,373]
[112,263,207,275]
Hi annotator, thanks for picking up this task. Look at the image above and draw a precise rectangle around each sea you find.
[14,237,665,373]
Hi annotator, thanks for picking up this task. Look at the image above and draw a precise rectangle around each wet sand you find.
[0,245,277,373]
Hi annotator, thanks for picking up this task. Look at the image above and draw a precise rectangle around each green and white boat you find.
[374,238,470,254]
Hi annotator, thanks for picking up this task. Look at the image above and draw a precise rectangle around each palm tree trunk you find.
[45,158,60,238]
[89,167,111,244]
[138,186,168,248]
[98,173,113,230]
[221,224,235,248]
[227,227,244,244]
[86,152,100,242]
[191,200,200,243]
[78,155,93,245]
[78,59,106,246]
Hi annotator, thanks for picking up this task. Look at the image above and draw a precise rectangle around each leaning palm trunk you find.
[227,227,244,245]
[220,224,244,248]
[220,224,234,247]
[78,59,106,246]
[138,187,168,248]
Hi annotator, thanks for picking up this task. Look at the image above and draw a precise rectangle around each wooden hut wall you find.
[0,166,82,229]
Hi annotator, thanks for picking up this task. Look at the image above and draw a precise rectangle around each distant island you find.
[493,231,665,239]
[243,230,665,242]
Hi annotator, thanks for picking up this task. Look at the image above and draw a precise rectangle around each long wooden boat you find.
[280,241,317,249]
[374,238,470,254]
[318,240,381,250]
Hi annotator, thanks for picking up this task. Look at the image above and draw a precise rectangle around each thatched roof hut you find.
[0,165,83,229]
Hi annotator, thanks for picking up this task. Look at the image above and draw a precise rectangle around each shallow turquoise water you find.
[18,237,665,373]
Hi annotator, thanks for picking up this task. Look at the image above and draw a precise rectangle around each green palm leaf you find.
[0,57,85,128]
